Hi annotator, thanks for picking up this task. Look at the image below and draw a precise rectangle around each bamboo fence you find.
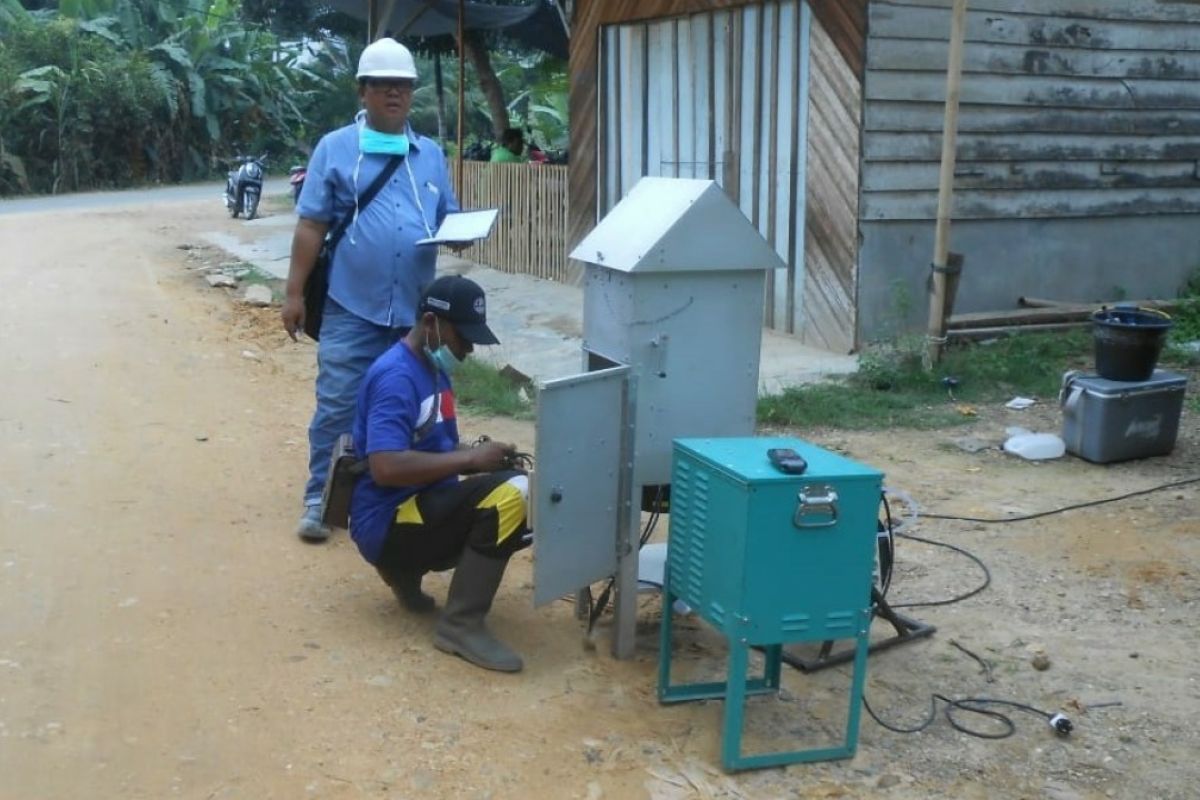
[451,161,572,284]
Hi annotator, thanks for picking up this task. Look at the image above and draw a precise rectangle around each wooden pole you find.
[456,0,465,201]
[367,0,375,41]
[924,0,969,369]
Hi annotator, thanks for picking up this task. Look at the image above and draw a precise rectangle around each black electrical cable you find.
[880,477,1200,606]
[863,693,1050,739]
[879,494,897,598]
[889,531,992,609]
[867,690,1074,739]
[922,475,1200,524]
[586,487,664,635]
[865,489,1085,741]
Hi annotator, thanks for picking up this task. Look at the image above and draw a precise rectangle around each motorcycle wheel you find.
[228,190,239,218]
[243,190,259,220]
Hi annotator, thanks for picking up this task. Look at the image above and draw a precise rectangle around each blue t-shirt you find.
[349,342,460,563]
[296,122,459,329]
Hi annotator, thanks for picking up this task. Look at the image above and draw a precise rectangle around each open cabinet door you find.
[532,366,631,607]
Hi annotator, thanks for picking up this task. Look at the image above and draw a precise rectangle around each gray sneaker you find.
[296,506,331,542]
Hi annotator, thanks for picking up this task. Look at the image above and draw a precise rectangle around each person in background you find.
[489,128,525,163]
[350,276,531,673]
[281,38,458,542]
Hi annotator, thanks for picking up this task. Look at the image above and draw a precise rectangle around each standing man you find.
[351,276,531,672]
[489,128,525,163]
[282,38,458,542]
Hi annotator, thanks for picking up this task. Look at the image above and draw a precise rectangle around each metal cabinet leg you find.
[720,641,750,770]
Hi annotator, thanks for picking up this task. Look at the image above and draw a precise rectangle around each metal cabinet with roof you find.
[533,177,785,658]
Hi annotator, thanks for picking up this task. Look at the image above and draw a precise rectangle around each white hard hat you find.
[357,38,418,80]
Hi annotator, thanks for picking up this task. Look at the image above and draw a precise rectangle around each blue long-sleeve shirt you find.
[297,122,459,328]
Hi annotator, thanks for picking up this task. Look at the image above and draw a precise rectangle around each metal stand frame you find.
[779,588,936,673]
[657,573,871,771]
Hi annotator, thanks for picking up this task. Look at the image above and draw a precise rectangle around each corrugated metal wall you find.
[863,0,1200,221]
[598,3,812,335]
[571,0,867,351]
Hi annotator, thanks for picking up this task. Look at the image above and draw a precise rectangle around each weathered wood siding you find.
[803,11,862,351]
[862,0,1200,221]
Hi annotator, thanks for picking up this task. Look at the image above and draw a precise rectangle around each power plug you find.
[1048,713,1073,736]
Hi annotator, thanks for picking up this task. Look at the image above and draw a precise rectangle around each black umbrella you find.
[322,0,567,58]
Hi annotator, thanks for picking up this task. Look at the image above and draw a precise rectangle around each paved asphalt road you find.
[0,179,289,216]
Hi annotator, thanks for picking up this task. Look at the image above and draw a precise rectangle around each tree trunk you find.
[460,30,508,140]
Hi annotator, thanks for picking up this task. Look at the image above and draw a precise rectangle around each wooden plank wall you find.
[803,13,862,351]
[452,162,571,283]
[863,0,1200,221]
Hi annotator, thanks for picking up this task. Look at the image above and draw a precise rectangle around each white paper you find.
[416,208,499,246]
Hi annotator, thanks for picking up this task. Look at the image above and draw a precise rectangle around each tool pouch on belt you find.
[320,433,367,530]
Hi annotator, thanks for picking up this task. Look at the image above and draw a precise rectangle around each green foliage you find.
[0,1,571,195]
[453,358,535,420]
[758,330,1094,430]
[1169,269,1200,343]
[0,0,318,195]
[1163,268,1200,366]
[404,48,569,155]
[758,380,968,431]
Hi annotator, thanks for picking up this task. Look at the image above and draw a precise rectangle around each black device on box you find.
[767,447,808,475]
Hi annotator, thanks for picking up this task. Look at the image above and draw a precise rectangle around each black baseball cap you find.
[418,275,500,345]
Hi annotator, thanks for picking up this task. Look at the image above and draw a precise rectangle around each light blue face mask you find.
[424,322,462,376]
[359,124,409,156]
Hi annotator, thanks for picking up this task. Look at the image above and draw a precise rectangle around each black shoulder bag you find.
[302,155,403,340]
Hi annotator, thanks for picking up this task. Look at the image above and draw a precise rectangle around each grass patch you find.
[758,330,1094,430]
[1162,268,1200,368]
[454,358,535,420]
[231,262,284,303]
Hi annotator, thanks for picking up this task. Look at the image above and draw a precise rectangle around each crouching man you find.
[349,275,530,672]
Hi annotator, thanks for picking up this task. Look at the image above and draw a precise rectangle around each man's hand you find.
[282,217,329,341]
[467,440,517,473]
[281,295,305,341]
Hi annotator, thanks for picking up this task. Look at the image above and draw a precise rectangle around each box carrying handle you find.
[794,484,839,529]
[1061,385,1083,418]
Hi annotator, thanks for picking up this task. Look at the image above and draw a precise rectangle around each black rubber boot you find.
[433,549,522,673]
[392,570,436,613]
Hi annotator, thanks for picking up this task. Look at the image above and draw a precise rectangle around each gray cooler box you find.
[1060,369,1187,463]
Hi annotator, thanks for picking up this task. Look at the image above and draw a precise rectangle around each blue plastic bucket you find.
[1091,307,1172,382]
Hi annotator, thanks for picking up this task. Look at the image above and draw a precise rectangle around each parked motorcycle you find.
[288,164,307,205]
[225,154,266,220]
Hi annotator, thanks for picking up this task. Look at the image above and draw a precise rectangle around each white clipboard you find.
[416,209,499,246]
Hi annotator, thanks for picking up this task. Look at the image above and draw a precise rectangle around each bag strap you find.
[325,154,404,254]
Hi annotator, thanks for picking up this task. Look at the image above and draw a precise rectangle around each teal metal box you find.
[660,437,883,771]
[669,437,883,644]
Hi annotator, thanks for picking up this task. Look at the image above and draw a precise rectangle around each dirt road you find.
[1,196,1198,799]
